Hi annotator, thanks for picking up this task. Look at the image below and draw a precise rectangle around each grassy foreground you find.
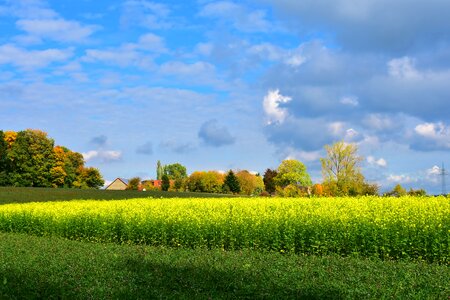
[0,187,232,204]
[0,233,448,299]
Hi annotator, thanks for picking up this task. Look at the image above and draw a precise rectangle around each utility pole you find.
[440,163,448,195]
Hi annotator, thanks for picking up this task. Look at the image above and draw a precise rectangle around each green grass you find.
[0,233,448,299]
[0,187,233,204]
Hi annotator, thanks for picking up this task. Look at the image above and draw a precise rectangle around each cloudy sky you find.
[1,0,449,193]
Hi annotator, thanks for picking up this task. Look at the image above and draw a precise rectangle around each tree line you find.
[133,141,425,197]
[0,130,104,188]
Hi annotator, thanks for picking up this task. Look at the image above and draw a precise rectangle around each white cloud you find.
[82,150,122,162]
[367,155,387,167]
[387,174,417,184]
[414,122,450,149]
[285,149,321,162]
[16,18,98,43]
[0,44,72,69]
[263,89,291,124]
[426,165,442,184]
[344,128,359,141]
[137,33,167,53]
[388,57,421,79]
[340,96,359,106]
[427,165,441,176]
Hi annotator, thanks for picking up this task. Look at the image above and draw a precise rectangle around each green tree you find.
[274,159,312,188]
[263,168,278,194]
[164,163,187,180]
[156,160,163,180]
[8,130,56,187]
[0,130,8,185]
[320,141,365,196]
[161,174,170,191]
[223,170,240,194]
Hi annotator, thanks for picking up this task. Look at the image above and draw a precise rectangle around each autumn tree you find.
[1,129,104,189]
[385,184,407,197]
[126,177,141,190]
[236,170,264,195]
[74,167,104,189]
[186,171,224,193]
[311,183,324,196]
[263,168,278,194]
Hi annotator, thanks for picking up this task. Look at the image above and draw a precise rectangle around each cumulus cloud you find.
[367,156,387,168]
[198,119,235,147]
[263,89,291,124]
[16,18,98,43]
[82,150,122,162]
[388,57,421,79]
[387,174,417,184]
[284,148,322,162]
[411,122,450,151]
[136,141,153,155]
[0,44,72,69]
[137,33,168,53]
[340,96,359,106]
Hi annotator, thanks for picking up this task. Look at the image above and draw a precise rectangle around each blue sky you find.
[1,0,449,193]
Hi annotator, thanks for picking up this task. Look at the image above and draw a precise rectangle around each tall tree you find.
[274,159,312,188]
[156,160,163,180]
[263,168,278,194]
[320,141,366,196]
[223,170,240,194]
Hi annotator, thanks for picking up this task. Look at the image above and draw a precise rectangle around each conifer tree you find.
[223,170,240,194]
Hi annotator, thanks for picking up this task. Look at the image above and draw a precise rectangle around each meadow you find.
[0,186,232,205]
[1,232,448,299]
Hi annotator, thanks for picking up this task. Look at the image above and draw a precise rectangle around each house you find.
[105,178,129,190]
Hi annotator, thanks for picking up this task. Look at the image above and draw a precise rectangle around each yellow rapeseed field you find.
[0,196,448,262]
